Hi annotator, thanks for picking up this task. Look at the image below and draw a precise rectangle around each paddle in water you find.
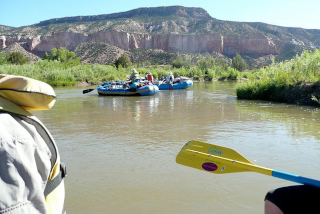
[83,88,95,94]
[176,140,320,188]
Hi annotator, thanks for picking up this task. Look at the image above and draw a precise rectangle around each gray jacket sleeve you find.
[0,113,51,214]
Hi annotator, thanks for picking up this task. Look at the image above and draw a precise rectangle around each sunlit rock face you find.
[5,30,277,58]
[222,34,278,57]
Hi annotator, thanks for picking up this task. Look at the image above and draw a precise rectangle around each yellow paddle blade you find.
[176,140,254,174]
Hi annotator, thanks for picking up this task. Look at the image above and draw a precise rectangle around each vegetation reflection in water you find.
[235,101,320,140]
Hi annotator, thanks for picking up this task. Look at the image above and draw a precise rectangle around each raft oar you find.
[83,88,95,94]
[176,140,320,188]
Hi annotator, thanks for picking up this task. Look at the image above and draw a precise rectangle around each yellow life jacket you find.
[0,74,66,214]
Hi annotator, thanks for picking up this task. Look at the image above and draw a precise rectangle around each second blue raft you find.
[153,77,193,90]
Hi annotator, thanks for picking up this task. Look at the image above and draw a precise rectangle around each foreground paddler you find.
[0,74,66,214]
[176,140,320,214]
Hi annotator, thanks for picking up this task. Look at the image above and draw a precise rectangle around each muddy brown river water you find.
[32,81,320,214]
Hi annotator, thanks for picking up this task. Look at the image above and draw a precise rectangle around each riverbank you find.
[237,80,320,106]
[236,49,320,107]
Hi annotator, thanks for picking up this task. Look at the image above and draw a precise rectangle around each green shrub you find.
[231,54,247,71]
[6,52,29,65]
[44,47,80,68]
[0,52,7,65]
[114,54,132,68]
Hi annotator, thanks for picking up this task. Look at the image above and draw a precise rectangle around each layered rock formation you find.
[0,30,278,58]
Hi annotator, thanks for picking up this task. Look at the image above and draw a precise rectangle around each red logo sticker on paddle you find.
[202,162,218,171]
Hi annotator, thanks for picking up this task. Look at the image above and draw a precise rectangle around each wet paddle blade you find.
[176,140,255,174]
[83,88,95,94]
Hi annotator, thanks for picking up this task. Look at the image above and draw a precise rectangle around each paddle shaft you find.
[272,171,320,188]
[187,149,320,188]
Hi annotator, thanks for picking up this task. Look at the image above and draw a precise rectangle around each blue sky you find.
[1,0,319,29]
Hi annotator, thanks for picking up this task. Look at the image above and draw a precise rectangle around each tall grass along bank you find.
[236,49,320,106]
[0,60,249,86]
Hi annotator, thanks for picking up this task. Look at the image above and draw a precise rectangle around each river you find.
[32,81,320,214]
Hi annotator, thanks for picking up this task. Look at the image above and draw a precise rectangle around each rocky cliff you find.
[0,30,279,58]
[1,30,278,58]
[1,42,40,62]
[0,6,319,64]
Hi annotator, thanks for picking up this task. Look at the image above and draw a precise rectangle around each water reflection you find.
[235,100,320,140]
[185,90,194,104]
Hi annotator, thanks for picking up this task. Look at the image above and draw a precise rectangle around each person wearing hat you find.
[128,68,139,82]
[0,74,66,214]
[168,71,174,84]
[127,69,140,90]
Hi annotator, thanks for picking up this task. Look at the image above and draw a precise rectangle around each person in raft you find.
[128,68,139,83]
[264,184,320,213]
[146,72,154,83]
[168,71,174,84]
[0,74,67,214]
[126,68,140,89]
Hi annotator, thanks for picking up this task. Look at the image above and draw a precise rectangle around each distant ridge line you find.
[34,6,212,27]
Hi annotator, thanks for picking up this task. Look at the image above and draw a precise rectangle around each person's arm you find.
[0,114,51,214]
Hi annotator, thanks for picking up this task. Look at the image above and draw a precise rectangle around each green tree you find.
[198,53,216,73]
[44,47,80,68]
[216,58,229,70]
[114,54,131,68]
[5,52,29,65]
[0,52,7,65]
[172,54,184,68]
[231,54,247,71]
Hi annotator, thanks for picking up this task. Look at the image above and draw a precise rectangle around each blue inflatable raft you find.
[153,77,193,90]
[97,80,159,96]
